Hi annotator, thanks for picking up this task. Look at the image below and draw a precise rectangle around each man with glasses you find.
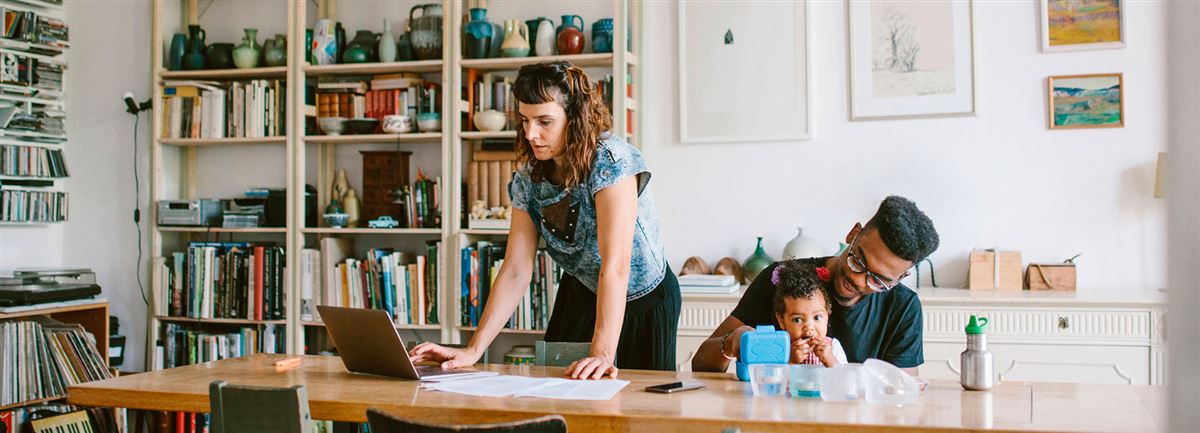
[691,196,939,375]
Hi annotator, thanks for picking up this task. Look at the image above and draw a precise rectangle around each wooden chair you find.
[534,340,590,367]
[209,380,312,433]
[366,409,566,433]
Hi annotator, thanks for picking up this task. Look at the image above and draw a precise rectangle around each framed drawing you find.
[847,0,976,120]
[678,1,809,143]
[1047,73,1124,129]
[1041,0,1125,52]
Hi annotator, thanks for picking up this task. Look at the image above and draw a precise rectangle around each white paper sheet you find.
[421,375,630,400]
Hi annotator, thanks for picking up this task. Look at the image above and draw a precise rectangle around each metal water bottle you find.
[960,315,994,390]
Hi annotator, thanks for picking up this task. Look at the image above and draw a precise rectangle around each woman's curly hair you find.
[512,61,612,189]
[772,261,832,316]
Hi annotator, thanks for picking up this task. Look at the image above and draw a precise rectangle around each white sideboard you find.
[675,287,1167,385]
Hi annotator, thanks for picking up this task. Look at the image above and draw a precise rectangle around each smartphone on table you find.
[645,380,706,394]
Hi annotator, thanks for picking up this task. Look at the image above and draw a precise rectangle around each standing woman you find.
[409,61,679,379]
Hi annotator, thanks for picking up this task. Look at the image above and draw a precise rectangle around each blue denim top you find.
[508,133,666,300]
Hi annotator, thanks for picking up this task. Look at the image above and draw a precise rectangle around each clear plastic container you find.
[749,363,789,397]
[841,363,867,398]
[863,358,920,405]
[820,365,860,401]
[789,364,823,398]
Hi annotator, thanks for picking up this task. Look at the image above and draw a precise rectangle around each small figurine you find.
[368,216,400,228]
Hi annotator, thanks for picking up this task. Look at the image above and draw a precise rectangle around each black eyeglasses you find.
[845,232,909,292]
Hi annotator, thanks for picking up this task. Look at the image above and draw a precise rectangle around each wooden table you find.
[67,354,1164,433]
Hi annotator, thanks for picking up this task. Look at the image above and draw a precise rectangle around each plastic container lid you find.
[965,315,989,335]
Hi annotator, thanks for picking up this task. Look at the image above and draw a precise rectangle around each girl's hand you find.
[811,337,836,367]
[790,336,813,364]
[565,356,618,380]
[408,342,482,370]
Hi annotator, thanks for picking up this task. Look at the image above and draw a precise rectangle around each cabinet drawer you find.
[923,307,1152,342]
[923,341,1150,385]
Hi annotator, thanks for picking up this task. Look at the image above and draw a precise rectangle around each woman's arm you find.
[408,208,539,368]
[567,176,639,380]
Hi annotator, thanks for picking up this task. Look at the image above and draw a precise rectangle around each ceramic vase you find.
[232,37,259,69]
[410,3,443,60]
[335,22,346,63]
[742,237,775,285]
[343,30,376,63]
[464,8,493,59]
[205,43,235,69]
[532,17,555,56]
[313,20,337,65]
[556,14,584,55]
[500,20,530,58]
[343,189,361,228]
[264,34,286,67]
[168,33,186,70]
[592,18,613,53]
[183,25,207,70]
[782,227,825,260]
[378,19,397,62]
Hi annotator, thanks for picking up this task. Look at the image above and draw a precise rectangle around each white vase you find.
[534,19,556,57]
[378,19,397,62]
[783,227,825,260]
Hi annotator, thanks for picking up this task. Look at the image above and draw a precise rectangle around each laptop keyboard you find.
[415,365,466,377]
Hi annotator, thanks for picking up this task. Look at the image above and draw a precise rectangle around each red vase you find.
[556,27,583,55]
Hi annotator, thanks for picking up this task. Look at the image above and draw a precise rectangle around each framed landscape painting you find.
[847,0,976,120]
[1041,0,1125,52]
[1047,73,1124,129]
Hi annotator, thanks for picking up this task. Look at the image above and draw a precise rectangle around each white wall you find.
[641,1,1168,292]
[62,0,153,371]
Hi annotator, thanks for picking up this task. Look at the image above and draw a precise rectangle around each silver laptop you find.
[317,305,485,381]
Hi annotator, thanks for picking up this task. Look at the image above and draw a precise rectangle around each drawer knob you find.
[1058,317,1070,329]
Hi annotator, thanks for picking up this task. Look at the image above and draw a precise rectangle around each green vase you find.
[742,236,775,284]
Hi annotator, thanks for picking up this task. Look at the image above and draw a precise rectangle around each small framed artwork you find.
[1047,73,1124,129]
[1041,0,1125,52]
[678,1,810,143]
[847,0,976,120]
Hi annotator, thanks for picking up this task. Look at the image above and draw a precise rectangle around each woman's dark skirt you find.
[543,265,682,371]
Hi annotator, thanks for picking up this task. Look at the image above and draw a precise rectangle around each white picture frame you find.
[1040,0,1126,52]
[678,1,810,143]
[847,0,976,120]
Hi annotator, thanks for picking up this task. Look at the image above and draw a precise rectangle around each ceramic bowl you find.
[323,212,349,228]
[417,112,442,132]
[318,117,347,135]
[382,114,413,133]
[473,109,506,132]
[344,118,380,135]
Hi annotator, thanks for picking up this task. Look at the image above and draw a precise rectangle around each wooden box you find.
[359,151,411,224]
[1025,263,1077,291]
[968,249,1023,291]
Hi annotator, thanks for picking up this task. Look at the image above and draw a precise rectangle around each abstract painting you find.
[848,0,975,120]
[1048,73,1124,129]
[1042,0,1124,52]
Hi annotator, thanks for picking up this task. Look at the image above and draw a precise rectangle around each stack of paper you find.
[421,375,629,401]
[678,274,740,294]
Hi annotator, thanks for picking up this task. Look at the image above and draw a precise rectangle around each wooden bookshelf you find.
[158,137,288,147]
[460,53,614,71]
[304,60,443,76]
[0,299,109,370]
[159,66,288,80]
[460,229,510,235]
[460,131,516,140]
[301,321,441,331]
[0,395,65,412]
[458,326,546,335]
[157,227,287,234]
[302,133,442,144]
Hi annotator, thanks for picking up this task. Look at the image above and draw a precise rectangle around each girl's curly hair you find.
[772,261,832,316]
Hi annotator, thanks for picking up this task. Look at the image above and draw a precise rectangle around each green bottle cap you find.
[965,315,989,334]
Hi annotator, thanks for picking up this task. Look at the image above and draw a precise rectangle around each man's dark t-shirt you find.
[730,257,924,368]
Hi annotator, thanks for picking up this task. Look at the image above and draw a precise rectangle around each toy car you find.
[368,216,399,228]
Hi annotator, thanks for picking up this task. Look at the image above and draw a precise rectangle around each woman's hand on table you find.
[408,343,481,370]
[565,356,619,380]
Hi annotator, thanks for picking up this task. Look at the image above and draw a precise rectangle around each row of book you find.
[299,238,441,326]
[0,319,111,407]
[466,150,517,210]
[158,323,285,370]
[0,188,66,222]
[154,244,287,321]
[2,9,68,48]
[460,242,560,331]
[401,172,440,229]
[0,144,67,178]
[312,74,439,121]
[148,413,334,433]
[464,71,515,132]
[161,80,286,139]
[8,112,65,137]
